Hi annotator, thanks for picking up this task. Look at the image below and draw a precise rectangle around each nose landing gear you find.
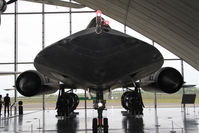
[92,117,108,133]
[92,91,109,133]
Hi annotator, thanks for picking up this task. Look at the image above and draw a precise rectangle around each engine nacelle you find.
[16,70,59,97]
[0,0,7,13]
[141,67,183,94]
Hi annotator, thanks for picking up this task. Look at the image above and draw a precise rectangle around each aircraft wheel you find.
[70,93,79,110]
[121,91,132,110]
[103,118,108,133]
[92,118,98,133]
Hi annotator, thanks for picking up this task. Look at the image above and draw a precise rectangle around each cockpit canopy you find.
[86,17,111,29]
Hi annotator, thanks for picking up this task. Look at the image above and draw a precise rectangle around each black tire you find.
[70,93,79,110]
[103,118,108,133]
[92,118,98,133]
[62,93,73,115]
[121,91,132,110]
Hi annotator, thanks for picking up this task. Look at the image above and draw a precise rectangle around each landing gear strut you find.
[92,91,109,133]
[121,87,144,116]
[56,89,79,118]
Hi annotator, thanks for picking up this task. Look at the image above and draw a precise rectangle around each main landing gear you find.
[56,89,79,118]
[92,91,109,133]
[121,87,144,116]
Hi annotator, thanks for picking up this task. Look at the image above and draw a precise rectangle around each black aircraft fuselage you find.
[34,19,163,92]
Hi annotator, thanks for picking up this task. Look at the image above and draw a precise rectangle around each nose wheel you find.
[103,118,109,133]
[92,117,108,133]
[92,91,109,133]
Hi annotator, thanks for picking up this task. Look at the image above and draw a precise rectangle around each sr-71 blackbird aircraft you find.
[14,10,184,133]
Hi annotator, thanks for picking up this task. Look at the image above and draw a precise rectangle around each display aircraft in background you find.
[14,10,184,133]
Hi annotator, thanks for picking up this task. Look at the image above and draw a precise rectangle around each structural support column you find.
[42,3,45,110]
[69,0,72,35]
[124,24,126,34]
[84,89,87,113]
[14,1,18,115]
[152,41,157,109]
[181,59,185,109]
[84,89,87,131]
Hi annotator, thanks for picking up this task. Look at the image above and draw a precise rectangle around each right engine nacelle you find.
[16,70,59,97]
[141,67,184,94]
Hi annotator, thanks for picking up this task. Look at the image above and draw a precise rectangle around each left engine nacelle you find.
[16,70,59,97]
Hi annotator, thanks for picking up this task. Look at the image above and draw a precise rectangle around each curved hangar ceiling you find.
[75,0,199,71]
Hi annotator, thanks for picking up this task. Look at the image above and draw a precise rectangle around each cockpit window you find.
[86,17,111,29]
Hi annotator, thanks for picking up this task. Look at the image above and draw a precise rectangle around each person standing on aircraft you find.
[0,95,3,115]
[4,93,10,116]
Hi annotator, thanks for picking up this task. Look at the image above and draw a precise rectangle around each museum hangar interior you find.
[0,0,199,133]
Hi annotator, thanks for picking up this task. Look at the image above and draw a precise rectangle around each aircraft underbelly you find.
[34,28,163,89]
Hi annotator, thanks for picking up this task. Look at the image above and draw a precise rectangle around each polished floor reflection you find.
[0,107,199,133]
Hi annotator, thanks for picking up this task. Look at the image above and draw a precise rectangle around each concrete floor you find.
[0,107,199,133]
